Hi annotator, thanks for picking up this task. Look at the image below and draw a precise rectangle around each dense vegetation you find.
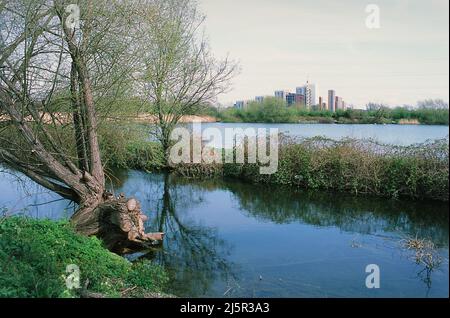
[213,98,449,125]
[99,123,166,172]
[175,137,449,202]
[2,118,448,202]
[0,217,168,298]
[91,120,450,202]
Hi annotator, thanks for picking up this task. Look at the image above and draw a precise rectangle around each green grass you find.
[0,217,169,298]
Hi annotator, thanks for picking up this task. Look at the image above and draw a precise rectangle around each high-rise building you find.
[318,96,323,109]
[286,93,296,106]
[335,96,344,110]
[285,93,306,107]
[305,82,317,108]
[255,96,264,103]
[296,86,306,96]
[275,90,287,100]
[328,90,336,112]
[295,94,305,106]
[296,82,318,108]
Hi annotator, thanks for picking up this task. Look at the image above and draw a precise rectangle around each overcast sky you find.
[198,0,449,108]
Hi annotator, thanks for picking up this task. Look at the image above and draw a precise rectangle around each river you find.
[0,123,449,297]
[0,169,448,298]
[196,123,449,147]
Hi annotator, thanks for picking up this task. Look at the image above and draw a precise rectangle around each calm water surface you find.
[0,169,448,298]
[197,123,449,147]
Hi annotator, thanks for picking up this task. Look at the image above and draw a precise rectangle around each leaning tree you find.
[0,0,163,252]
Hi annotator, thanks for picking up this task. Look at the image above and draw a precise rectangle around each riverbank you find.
[214,106,450,126]
[216,114,445,125]
[217,115,448,125]
[175,137,449,202]
[0,217,170,298]
[103,123,449,202]
[1,120,447,201]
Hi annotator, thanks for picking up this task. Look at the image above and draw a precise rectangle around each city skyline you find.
[234,81,347,112]
[198,0,449,108]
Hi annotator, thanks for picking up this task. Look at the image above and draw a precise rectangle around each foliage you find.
[98,122,166,171]
[136,0,238,163]
[0,120,165,173]
[216,99,449,125]
[219,97,299,123]
[176,137,449,201]
[0,217,168,298]
[417,99,448,110]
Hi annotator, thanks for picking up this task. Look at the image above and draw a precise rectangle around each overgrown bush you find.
[176,137,449,201]
[0,217,169,298]
[250,138,447,201]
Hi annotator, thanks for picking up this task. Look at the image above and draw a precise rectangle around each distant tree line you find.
[205,98,449,125]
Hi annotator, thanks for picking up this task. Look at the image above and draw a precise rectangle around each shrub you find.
[176,137,449,201]
[272,138,448,200]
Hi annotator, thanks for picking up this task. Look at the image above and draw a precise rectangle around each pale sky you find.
[198,0,449,108]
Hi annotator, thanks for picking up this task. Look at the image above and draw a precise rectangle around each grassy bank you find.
[215,99,449,125]
[0,217,169,298]
[174,137,449,202]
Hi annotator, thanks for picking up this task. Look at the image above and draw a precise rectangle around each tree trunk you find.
[1,3,165,255]
[70,62,90,172]
[71,194,164,254]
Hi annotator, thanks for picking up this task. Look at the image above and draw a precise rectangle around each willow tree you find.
[136,0,238,164]
[0,0,162,251]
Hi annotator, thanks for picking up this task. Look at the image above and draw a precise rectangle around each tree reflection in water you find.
[231,181,448,246]
[110,170,449,297]
[1,167,447,297]
[171,177,449,293]
[110,171,237,297]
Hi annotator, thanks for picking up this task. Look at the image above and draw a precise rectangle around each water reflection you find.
[110,172,237,297]
[1,168,448,297]
[174,177,449,247]
[110,171,448,297]
[0,168,76,219]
